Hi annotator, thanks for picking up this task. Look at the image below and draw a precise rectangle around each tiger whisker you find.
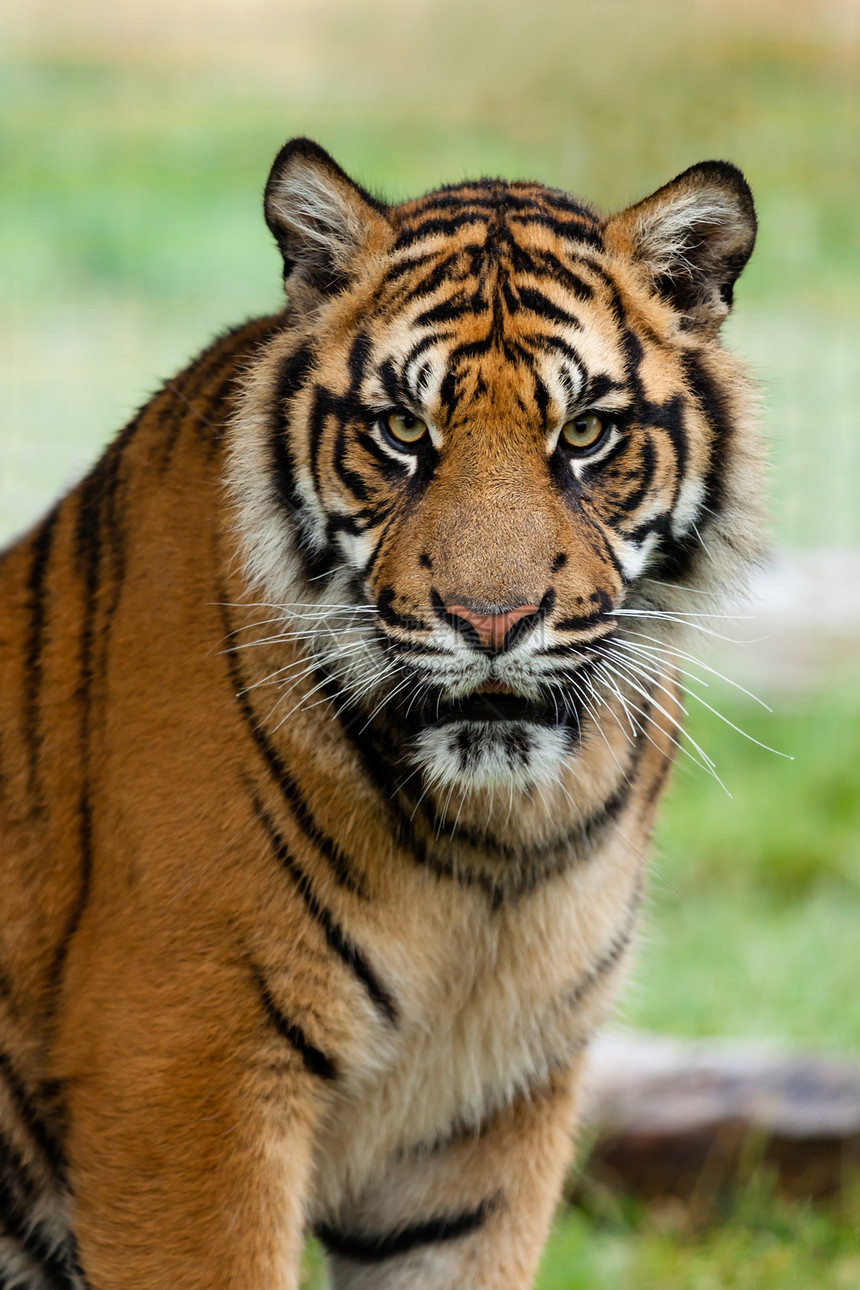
[257,642,376,719]
[611,647,790,760]
[357,672,416,734]
[597,650,691,724]
[612,610,761,642]
[594,657,730,792]
[214,599,378,615]
[437,778,459,840]
[589,661,640,737]
[614,607,755,621]
[562,674,632,778]
[240,641,372,696]
[612,633,772,710]
[225,624,373,653]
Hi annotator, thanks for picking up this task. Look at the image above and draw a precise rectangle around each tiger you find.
[0,136,765,1289]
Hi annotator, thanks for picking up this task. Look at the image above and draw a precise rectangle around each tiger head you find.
[229,139,765,796]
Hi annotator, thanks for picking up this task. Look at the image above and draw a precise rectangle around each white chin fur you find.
[410,721,573,793]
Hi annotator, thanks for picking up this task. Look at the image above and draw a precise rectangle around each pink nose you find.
[445,603,540,650]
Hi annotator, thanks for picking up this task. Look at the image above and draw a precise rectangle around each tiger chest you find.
[310,839,639,1216]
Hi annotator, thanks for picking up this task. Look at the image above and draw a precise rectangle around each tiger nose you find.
[445,603,541,650]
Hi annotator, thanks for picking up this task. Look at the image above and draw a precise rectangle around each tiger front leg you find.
[318,1063,582,1290]
[58,955,334,1290]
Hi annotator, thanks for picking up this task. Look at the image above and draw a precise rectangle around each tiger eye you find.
[385,410,429,445]
[561,413,605,451]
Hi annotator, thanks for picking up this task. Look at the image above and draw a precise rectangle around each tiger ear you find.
[264,138,390,304]
[604,161,756,333]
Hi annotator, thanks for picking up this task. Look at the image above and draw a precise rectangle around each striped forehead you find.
[359,181,632,424]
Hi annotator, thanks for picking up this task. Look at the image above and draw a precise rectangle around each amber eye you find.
[382,409,429,446]
[560,413,606,451]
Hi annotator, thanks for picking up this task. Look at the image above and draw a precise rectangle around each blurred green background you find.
[3,0,860,1284]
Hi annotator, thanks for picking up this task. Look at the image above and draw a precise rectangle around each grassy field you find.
[3,1,860,1284]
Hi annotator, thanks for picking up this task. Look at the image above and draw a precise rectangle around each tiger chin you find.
[0,137,765,1289]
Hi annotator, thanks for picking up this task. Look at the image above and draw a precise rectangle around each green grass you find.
[537,1186,860,1290]
[628,684,860,1051]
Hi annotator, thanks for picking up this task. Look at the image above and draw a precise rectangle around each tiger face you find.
[230,140,764,794]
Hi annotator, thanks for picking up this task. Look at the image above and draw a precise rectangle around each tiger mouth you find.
[402,663,597,731]
[423,692,548,726]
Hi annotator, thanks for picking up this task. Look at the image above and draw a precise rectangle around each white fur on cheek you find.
[671,475,705,539]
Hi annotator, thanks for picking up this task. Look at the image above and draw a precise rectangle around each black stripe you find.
[250,965,337,1081]
[326,504,393,541]
[614,433,658,515]
[564,879,643,1009]
[220,602,366,895]
[641,393,688,499]
[362,520,395,579]
[399,330,455,380]
[359,432,409,482]
[269,350,340,583]
[251,795,398,1024]
[680,349,733,518]
[157,336,228,473]
[585,372,622,405]
[270,343,316,518]
[413,293,479,328]
[23,506,60,807]
[332,420,370,503]
[570,508,625,586]
[47,464,104,1004]
[382,250,438,284]
[531,331,585,370]
[508,212,603,248]
[579,257,627,325]
[554,610,605,633]
[307,384,333,501]
[316,1198,494,1263]
[41,403,140,1007]
[399,254,472,304]
[0,1052,66,1182]
[377,587,428,633]
[516,284,582,331]
[401,187,599,231]
[0,1131,75,1289]
[649,353,730,583]
[346,333,372,393]
[97,446,129,631]
[392,213,491,247]
[405,179,595,218]
[516,246,595,300]
[377,359,405,407]
[92,412,140,681]
[532,372,550,428]
[159,318,280,471]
